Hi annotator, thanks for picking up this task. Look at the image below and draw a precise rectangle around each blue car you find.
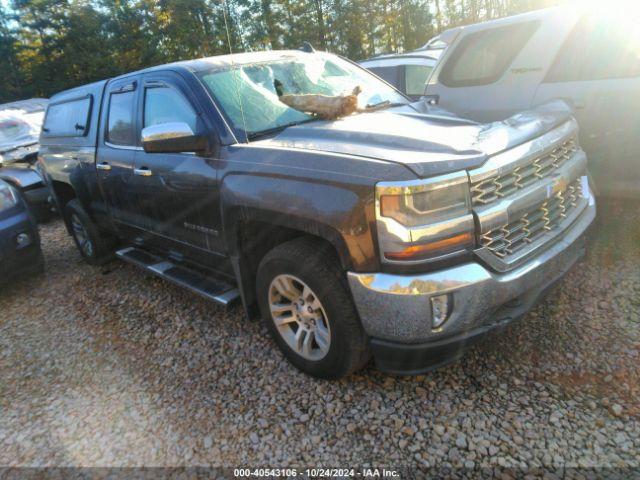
[0,178,43,282]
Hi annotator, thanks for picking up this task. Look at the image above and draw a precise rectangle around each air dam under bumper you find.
[347,192,596,375]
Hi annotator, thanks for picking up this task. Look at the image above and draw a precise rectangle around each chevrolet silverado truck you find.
[39,50,596,379]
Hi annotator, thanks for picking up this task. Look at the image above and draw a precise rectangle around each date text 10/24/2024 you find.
[234,468,401,477]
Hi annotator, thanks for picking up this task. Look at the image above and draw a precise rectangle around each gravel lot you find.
[1,199,639,472]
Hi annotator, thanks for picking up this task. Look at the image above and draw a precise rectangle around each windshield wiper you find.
[366,100,390,109]
[364,100,409,111]
[246,118,318,140]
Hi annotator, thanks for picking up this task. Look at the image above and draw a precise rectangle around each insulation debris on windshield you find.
[274,81,361,120]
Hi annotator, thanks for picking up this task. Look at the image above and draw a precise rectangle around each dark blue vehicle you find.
[0,178,43,283]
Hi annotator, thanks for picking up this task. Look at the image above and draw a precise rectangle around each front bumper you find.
[22,184,53,220]
[0,210,44,281]
[0,165,52,221]
[22,184,50,206]
[348,190,596,374]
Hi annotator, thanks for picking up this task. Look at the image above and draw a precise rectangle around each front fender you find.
[220,172,378,272]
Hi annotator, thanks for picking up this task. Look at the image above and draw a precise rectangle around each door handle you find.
[134,167,153,177]
[96,162,112,171]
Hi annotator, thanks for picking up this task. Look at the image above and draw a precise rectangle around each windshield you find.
[199,54,408,139]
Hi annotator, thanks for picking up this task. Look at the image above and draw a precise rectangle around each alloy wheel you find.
[268,274,331,361]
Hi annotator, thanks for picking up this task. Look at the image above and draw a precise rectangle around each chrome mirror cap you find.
[141,122,206,154]
[141,122,194,142]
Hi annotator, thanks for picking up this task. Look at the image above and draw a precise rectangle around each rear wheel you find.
[256,237,371,379]
[65,199,115,265]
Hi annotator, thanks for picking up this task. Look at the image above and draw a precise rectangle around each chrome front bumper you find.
[348,188,596,346]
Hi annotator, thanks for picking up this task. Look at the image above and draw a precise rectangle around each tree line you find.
[0,0,560,103]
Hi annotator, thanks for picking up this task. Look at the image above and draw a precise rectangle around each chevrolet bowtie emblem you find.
[547,178,567,198]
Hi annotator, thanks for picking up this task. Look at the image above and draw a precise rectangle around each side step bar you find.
[115,247,240,306]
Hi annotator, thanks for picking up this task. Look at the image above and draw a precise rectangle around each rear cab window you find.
[439,21,540,87]
[42,96,92,137]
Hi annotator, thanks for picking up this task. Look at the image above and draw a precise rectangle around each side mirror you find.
[141,122,207,154]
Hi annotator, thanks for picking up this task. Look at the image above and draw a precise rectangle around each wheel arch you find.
[227,209,351,319]
[50,181,78,233]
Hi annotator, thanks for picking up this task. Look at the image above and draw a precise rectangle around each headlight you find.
[0,181,19,212]
[375,171,475,263]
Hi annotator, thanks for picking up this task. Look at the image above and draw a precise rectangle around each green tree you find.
[0,6,22,102]
[1,0,567,102]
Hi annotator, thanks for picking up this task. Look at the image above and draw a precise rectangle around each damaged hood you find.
[259,100,574,178]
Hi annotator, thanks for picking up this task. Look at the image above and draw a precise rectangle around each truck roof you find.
[120,49,317,77]
[48,50,323,103]
[48,79,108,105]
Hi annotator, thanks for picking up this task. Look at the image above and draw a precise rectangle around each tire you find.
[65,199,115,265]
[256,237,371,379]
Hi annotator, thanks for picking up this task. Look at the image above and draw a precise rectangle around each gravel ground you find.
[1,199,639,473]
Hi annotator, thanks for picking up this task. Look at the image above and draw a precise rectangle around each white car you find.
[359,51,440,100]
[0,98,48,166]
[0,98,52,221]
[424,5,640,196]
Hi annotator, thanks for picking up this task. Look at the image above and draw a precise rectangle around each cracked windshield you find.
[200,55,407,137]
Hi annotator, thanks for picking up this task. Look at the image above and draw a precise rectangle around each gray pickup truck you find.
[39,50,595,379]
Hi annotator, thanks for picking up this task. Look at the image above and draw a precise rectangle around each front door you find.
[132,71,226,269]
[96,76,145,235]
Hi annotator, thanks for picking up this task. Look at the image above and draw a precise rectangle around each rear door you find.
[96,76,144,233]
[425,11,574,121]
[533,13,640,195]
[132,71,226,266]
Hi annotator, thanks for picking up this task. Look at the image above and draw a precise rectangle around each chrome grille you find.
[471,136,578,206]
[479,179,584,258]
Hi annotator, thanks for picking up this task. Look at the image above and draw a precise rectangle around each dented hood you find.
[261,100,574,178]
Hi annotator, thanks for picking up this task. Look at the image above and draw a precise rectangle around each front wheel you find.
[256,237,371,379]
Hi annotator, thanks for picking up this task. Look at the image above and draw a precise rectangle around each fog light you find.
[431,294,451,330]
[16,232,31,247]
